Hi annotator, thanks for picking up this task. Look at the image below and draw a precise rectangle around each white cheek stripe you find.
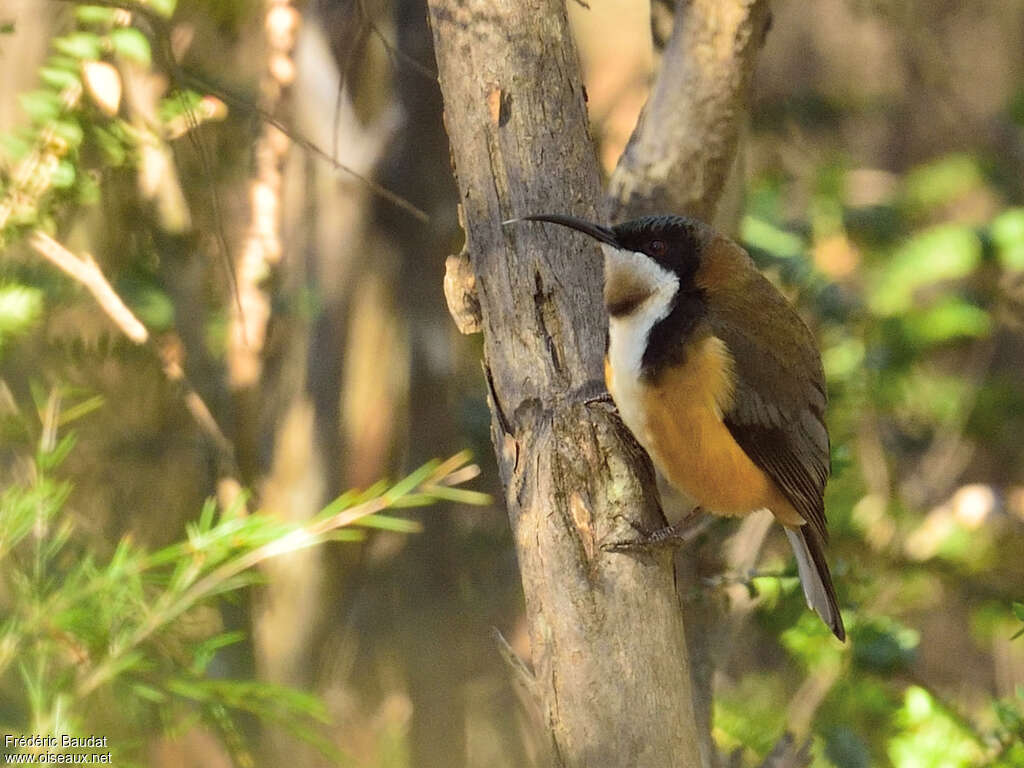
[602,245,679,381]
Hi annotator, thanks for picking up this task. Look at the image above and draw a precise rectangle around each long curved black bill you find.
[503,214,618,248]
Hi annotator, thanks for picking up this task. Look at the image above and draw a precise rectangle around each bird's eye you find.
[649,240,667,256]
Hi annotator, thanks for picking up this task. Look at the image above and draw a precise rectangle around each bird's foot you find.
[573,379,614,408]
[602,507,708,552]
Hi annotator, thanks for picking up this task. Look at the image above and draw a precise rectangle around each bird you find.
[506,213,845,641]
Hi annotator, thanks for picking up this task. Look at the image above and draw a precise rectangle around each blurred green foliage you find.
[0,384,482,764]
[719,151,1024,766]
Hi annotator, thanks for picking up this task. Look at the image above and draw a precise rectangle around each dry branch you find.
[227,0,301,390]
[29,230,148,344]
[609,0,771,222]
[29,231,242,492]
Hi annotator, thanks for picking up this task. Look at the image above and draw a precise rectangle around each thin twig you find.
[50,0,429,223]
[29,231,241,482]
[28,231,149,344]
[227,0,298,388]
[354,0,437,82]
[197,76,429,222]
[74,458,473,698]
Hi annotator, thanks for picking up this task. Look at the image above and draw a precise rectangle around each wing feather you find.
[701,249,831,541]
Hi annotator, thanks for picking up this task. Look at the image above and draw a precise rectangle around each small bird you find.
[507,213,845,641]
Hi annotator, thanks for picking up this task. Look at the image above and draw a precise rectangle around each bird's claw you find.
[601,507,708,552]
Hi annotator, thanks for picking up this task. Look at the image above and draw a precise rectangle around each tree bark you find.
[427,1,706,766]
[606,1,769,761]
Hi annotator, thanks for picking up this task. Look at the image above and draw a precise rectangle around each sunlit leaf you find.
[902,154,984,214]
[0,285,44,340]
[52,32,102,61]
[109,27,151,67]
[128,287,174,331]
[823,337,865,381]
[18,90,63,122]
[781,612,846,669]
[902,297,991,345]
[351,514,422,533]
[714,673,789,757]
[992,208,1024,271]
[51,160,76,188]
[39,66,81,92]
[75,6,119,26]
[52,119,84,150]
[888,687,983,768]
[741,215,807,259]
[869,226,981,315]
[147,0,179,18]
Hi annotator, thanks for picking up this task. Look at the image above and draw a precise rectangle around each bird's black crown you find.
[611,215,710,282]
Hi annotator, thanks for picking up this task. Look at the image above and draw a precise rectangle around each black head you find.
[507,213,708,285]
[609,215,708,284]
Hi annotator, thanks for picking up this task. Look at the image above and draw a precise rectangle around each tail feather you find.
[784,526,845,641]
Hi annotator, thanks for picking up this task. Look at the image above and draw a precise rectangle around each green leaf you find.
[850,616,919,674]
[129,287,174,331]
[109,27,151,66]
[741,216,807,259]
[148,0,179,18]
[869,225,982,315]
[351,514,422,533]
[191,630,247,674]
[824,727,871,768]
[18,90,63,122]
[781,612,846,669]
[75,5,119,26]
[823,337,866,381]
[52,119,84,150]
[385,460,439,502]
[1,132,31,160]
[1014,602,1024,622]
[77,172,101,205]
[992,208,1024,271]
[888,686,984,767]
[53,32,102,61]
[902,298,991,345]
[903,154,984,214]
[0,285,44,340]
[39,66,81,91]
[131,682,167,703]
[51,160,76,188]
[39,432,77,470]
[994,698,1024,733]
[57,395,105,426]
[90,124,127,165]
[421,485,492,506]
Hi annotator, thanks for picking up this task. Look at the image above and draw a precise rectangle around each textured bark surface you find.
[609,0,771,222]
[427,1,706,765]
[606,1,770,761]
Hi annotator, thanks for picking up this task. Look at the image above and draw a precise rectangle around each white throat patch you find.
[603,244,679,381]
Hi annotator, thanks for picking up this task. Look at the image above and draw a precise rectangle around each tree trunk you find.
[607,2,770,761]
[427,1,706,765]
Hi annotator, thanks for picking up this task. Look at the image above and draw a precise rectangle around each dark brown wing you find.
[702,251,831,541]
